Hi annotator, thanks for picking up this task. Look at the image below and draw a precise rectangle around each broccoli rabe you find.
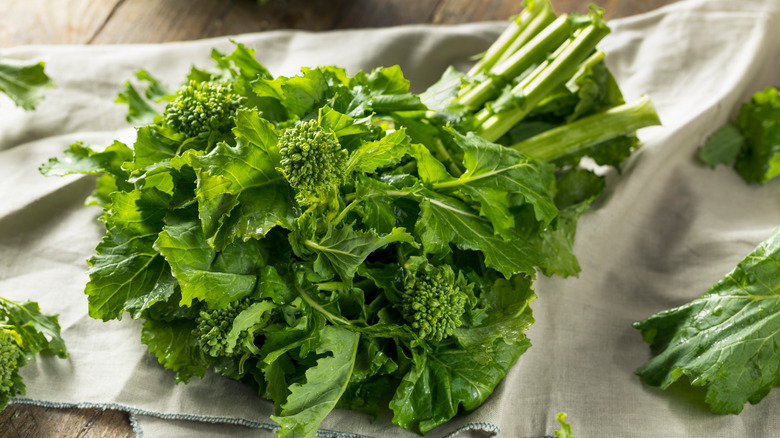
[278,119,348,206]
[163,80,245,138]
[194,299,252,358]
[0,297,67,411]
[0,329,24,406]
[399,264,472,342]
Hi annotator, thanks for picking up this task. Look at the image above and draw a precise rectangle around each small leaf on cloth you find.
[0,57,53,110]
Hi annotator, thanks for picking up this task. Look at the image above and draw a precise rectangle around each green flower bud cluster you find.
[278,120,348,198]
[400,265,468,342]
[0,329,24,400]
[163,80,245,138]
[194,299,252,358]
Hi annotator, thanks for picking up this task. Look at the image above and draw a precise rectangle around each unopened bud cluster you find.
[164,80,245,138]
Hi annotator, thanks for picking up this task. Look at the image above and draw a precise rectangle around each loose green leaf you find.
[635,226,780,414]
[698,123,745,168]
[0,57,53,110]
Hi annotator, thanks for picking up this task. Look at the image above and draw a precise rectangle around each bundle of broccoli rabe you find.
[42,1,658,436]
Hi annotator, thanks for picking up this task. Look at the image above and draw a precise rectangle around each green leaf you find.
[154,219,261,309]
[220,41,273,81]
[454,275,535,364]
[698,123,745,168]
[0,299,68,359]
[225,300,277,354]
[299,224,416,284]
[271,325,360,438]
[141,317,210,383]
[347,65,426,117]
[0,57,53,110]
[129,125,185,171]
[318,105,373,140]
[436,129,558,235]
[252,66,349,120]
[115,80,159,125]
[635,226,780,414]
[532,168,605,277]
[415,191,541,277]
[390,337,530,434]
[187,108,295,249]
[104,188,170,237]
[86,229,171,321]
[734,87,780,184]
[39,141,133,182]
[345,129,411,175]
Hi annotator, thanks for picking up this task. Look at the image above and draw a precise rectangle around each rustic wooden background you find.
[0,0,677,436]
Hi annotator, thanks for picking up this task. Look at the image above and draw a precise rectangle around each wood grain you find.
[0,0,678,436]
[0,404,134,438]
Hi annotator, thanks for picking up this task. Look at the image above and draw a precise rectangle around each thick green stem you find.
[458,14,571,111]
[476,20,611,142]
[511,95,661,161]
[467,10,532,78]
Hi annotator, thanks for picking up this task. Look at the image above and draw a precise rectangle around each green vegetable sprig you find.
[0,297,68,411]
[41,1,657,436]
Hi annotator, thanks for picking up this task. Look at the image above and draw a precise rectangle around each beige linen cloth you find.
[2,0,780,436]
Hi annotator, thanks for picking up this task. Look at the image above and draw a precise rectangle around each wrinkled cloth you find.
[2,0,780,436]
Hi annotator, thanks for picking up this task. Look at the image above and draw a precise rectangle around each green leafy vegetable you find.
[42,1,657,435]
[699,87,780,184]
[0,297,68,411]
[635,227,780,414]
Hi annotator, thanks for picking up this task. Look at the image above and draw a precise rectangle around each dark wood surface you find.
[0,0,677,436]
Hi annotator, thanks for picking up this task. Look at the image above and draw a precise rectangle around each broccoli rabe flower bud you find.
[194,299,252,358]
[400,264,471,343]
[278,120,348,201]
[163,80,245,138]
[0,329,24,401]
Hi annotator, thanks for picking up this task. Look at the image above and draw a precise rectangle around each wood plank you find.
[0,404,134,438]
[431,0,525,24]
[89,0,233,44]
[0,0,122,48]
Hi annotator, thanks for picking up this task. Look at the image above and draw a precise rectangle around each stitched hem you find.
[9,397,505,438]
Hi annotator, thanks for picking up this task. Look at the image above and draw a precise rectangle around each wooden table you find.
[0,0,676,436]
